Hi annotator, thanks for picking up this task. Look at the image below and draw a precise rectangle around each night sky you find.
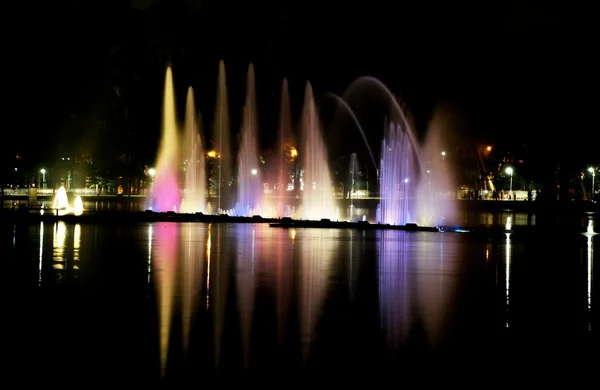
[8,0,598,170]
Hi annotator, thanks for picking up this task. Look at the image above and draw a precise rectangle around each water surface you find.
[1,218,596,385]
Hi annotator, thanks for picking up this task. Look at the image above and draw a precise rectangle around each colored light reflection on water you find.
[5,219,597,384]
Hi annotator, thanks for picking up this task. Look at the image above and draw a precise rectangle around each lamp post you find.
[505,167,513,200]
[40,169,46,189]
[589,167,596,201]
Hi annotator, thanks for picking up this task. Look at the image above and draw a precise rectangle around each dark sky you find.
[8,0,598,167]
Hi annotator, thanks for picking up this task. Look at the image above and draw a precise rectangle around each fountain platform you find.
[269,218,439,232]
[0,209,439,231]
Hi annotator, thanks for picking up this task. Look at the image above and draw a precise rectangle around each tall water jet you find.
[53,186,69,215]
[299,82,337,220]
[180,87,207,214]
[151,66,181,212]
[378,122,420,225]
[212,60,232,213]
[348,153,360,220]
[73,195,83,216]
[234,63,263,216]
[265,78,294,217]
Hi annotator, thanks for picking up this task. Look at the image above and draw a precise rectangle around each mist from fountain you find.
[151,66,181,212]
[234,64,264,217]
[180,87,207,214]
[299,82,337,221]
[414,103,458,226]
[213,60,232,214]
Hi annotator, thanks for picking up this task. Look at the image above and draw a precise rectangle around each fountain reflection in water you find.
[235,224,257,367]
[180,223,206,354]
[378,230,412,350]
[414,235,459,346]
[583,216,596,331]
[505,232,512,328]
[152,222,178,377]
[299,229,336,360]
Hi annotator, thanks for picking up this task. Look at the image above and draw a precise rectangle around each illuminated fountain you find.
[298,82,338,221]
[73,195,83,216]
[341,77,457,227]
[212,60,232,214]
[180,87,207,214]
[234,64,264,216]
[263,78,294,218]
[53,186,69,214]
[377,122,420,225]
[146,64,454,226]
[150,66,181,212]
[52,186,83,216]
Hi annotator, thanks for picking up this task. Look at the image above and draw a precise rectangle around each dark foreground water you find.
[1,215,597,386]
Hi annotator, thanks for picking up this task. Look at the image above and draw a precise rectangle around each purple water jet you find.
[234,64,263,216]
[342,76,457,226]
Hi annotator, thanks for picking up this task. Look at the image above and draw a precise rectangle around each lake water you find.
[1,212,597,386]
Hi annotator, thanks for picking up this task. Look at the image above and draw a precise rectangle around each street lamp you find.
[589,167,596,201]
[40,169,46,189]
[505,167,513,199]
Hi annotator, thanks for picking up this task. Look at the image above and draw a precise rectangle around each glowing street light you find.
[148,168,156,177]
[441,151,446,159]
[589,167,596,201]
[251,168,258,176]
[40,168,46,189]
[505,167,514,199]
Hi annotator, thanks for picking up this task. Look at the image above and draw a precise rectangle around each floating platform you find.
[0,209,438,231]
